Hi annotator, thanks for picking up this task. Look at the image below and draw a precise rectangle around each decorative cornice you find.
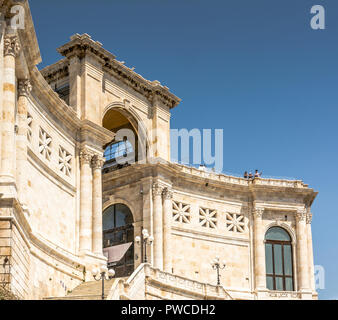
[4,33,21,57]
[18,79,32,97]
[91,154,105,170]
[55,33,181,109]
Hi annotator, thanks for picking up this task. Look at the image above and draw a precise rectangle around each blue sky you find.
[29,0,338,299]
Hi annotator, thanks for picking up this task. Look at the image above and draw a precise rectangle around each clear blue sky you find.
[29,0,338,299]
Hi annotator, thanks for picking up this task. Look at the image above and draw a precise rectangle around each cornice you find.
[54,33,181,109]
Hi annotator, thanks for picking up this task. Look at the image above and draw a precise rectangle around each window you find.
[103,139,134,165]
[265,227,294,291]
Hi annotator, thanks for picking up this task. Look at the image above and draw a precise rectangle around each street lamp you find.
[211,256,226,286]
[135,228,154,263]
[91,265,115,300]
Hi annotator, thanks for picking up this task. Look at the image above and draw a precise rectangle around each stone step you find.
[44,278,123,300]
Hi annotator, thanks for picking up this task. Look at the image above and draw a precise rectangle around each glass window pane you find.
[115,204,133,227]
[275,277,284,291]
[283,245,293,276]
[266,276,274,290]
[265,243,273,274]
[274,244,283,275]
[265,227,291,241]
[285,277,293,291]
[103,206,115,230]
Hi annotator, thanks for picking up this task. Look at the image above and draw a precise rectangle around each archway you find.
[102,204,134,277]
[102,107,147,171]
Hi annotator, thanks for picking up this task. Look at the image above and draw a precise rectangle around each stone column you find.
[152,183,163,270]
[16,79,32,203]
[79,149,93,253]
[162,187,173,273]
[306,213,315,292]
[296,209,310,291]
[253,207,266,290]
[1,34,20,179]
[91,154,104,255]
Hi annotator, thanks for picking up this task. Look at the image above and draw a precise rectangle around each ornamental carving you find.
[4,34,21,57]
[18,79,32,97]
[306,213,313,224]
[91,154,105,170]
[253,207,264,219]
[296,208,307,222]
[199,207,217,229]
[152,183,164,198]
[79,149,92,165]
[225,212,246,233]
[38,127,52,161]
[172,201,191,224]
[162,187,173,200]
[58,146,72,177]
[27,113,33,142]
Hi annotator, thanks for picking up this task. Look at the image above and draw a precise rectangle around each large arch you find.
[102,102,149,169]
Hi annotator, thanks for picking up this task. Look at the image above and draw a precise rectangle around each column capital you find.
[91,154,105,170]
[18,79,32,97]
[306,213,313,224]
[4,34,21,57]
[162,187,173,200]
[253,207,264,219]
[296,208,307,222]
[79,148,92,166]
[152,183,164,198]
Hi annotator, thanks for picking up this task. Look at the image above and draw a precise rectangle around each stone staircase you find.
[44,279,118,300]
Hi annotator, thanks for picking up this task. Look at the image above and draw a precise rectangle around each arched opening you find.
[102,108,146,172]
[265,227,294,291]
[102,204,134,277]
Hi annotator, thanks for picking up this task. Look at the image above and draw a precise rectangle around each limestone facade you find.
[0,0,318,300]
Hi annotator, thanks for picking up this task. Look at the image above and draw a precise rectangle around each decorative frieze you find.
[4,34,21,57]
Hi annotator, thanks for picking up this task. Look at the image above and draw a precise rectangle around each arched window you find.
[103,204,134,277]
[265,227,294,291]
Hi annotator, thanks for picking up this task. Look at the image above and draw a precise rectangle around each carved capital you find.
[4,34,21,57]
[91,154,105,170]
[152,183,164,198]
[253,207,264,219]
[296,208,307,222]
[162,187,173,200]
[79,149,92,166]
[18,79,32,97]
[306,213,313,224]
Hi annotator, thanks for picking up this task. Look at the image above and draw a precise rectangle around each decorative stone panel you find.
[225,212,245,233]
[38,127,52,161]
[27,113,33,142]
[172,201,191,224]
[58,146,72,177]
[199,207,217,229]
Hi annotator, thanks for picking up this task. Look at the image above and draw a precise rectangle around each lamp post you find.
[135,228,154,263]
[211,257,226,286]
[91,265,115,300]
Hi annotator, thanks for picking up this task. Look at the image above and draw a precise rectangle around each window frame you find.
[265,228,294,291]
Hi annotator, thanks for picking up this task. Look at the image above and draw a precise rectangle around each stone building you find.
[0,0,318,300]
